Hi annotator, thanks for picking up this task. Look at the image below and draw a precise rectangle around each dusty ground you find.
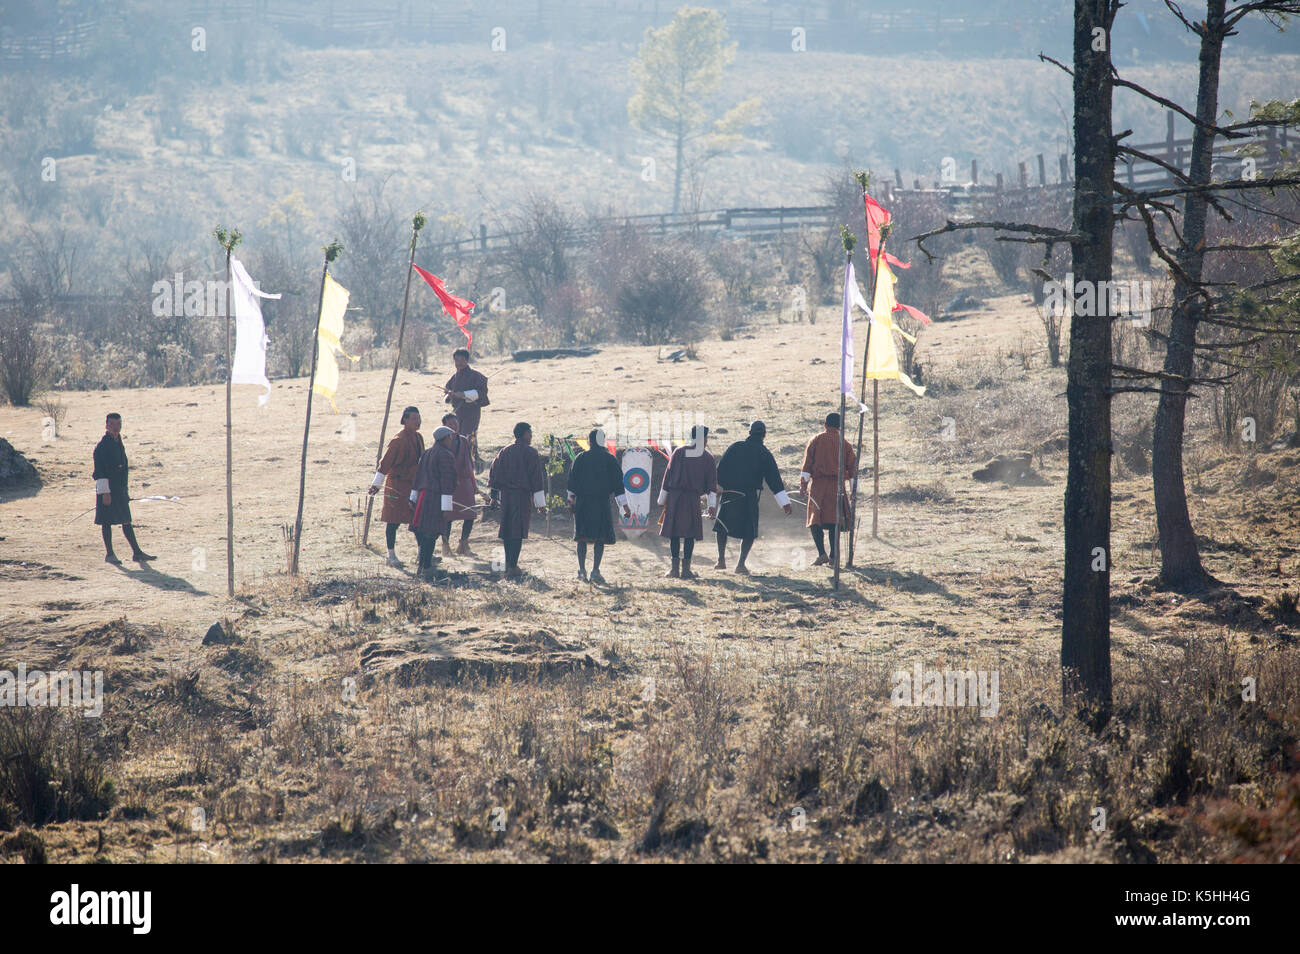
[2,293,1298,863]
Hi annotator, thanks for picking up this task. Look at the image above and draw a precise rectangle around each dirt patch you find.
[0,560,82,582]
[359,626,609,688]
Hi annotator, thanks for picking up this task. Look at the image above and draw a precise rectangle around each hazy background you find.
[0,0,1295,393]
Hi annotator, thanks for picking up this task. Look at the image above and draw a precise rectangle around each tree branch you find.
[910,220,1080,261]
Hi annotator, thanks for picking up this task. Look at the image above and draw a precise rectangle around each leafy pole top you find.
[853,169,871,193]
[840,225,857,257]
[412,210,427,233]
[322,239,344,264]
[214,226,242,253]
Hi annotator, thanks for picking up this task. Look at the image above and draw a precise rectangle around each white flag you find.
[841,259,873,396]
[230,257,280,406]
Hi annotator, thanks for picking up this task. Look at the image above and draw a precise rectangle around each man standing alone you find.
[94,412,155,564]
[800,412,856,566]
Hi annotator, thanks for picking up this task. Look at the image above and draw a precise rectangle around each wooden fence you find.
[435,112,1292,257]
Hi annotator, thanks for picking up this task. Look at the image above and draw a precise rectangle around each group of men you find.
[92,343,861,583]
[653,412,856,579]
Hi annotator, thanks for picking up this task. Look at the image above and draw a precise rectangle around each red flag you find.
[412,264,474,348]
[864,193,911,271]
[893,303,932,326]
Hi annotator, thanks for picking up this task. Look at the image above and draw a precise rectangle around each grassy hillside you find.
[5,37,1296,261]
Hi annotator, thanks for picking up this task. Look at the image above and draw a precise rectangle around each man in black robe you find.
[488,421,546,578]
[713,420,792,575]
[566,429,631,584]
[93,412,155,564]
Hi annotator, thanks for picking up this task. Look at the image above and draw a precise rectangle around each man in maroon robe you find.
[488,421,546,578]
[410,426,458,581]
[368,406,423,567]
[439,413,479,558]
[800,411,856,567]
[657,424,716,580]
[444,347,489,467]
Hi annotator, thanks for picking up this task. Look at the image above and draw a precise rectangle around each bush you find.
[613,238,711,345]
[0,303,54,406]
[0,708,116,829]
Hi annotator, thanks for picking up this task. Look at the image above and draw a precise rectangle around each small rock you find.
[202,621,238,646]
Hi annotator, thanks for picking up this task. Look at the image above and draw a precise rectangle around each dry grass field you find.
[2,293,1298,863]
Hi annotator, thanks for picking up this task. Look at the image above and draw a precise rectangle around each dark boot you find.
[664,557,680,579]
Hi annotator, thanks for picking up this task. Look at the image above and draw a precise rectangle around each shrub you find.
[613,238,711,345]
[0,708,116,829]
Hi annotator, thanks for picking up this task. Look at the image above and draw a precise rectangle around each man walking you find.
[439,413,479,558]
[93,412,155,564]
[567,429,631,584]
[444,347,489,467]
[800,412,856,567]
[368,406,423,568]
[657,424,716,580]
[409,425,458,581]
[488,421,546,579]
[713,420,792,575]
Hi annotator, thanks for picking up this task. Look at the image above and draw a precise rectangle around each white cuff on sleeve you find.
[463,389,479,402]
[95,478,110,494]
[441,494,453,511]
[532,490,546,507]
[706,492,717,509]
[615,494,628,507]
[800,471,811,483]
[774,490,791,508]
[409,490,419,504]
[657,488,668,505]
[371,471,385,489]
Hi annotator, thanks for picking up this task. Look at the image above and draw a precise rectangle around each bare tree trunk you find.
[673,128,684,215]
[1061,0,1117,728]
[1152,0,1226,592]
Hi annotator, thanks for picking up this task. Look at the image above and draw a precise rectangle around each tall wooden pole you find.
[214,226,241,596]
[833,228,856,592]
[872,379,880,538]
[362,212,425,547]
[847,221,888,567]
[291,242,341,576]
[224,249,235,596]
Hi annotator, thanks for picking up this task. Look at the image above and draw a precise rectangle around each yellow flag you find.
[313,274,358,411]
[865,261,925,397]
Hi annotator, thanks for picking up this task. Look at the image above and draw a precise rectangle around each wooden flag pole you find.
[834,226,856,592]
[848,200,890,565]
[291,240,344,576]
[362,211,426,548]
[214,226,242,597]
[873,379,880,538]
